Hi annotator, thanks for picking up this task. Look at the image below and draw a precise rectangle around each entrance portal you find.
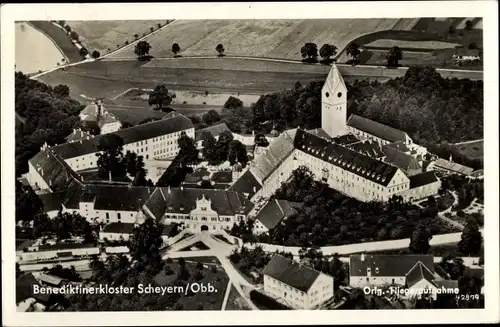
[200,225,209,232]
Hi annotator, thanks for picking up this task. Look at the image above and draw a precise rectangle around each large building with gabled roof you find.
[262,254,334,309]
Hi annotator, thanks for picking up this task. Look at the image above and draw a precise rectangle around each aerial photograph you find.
[14,17,484,312]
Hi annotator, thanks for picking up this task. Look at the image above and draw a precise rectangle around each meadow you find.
[452,140,484,161]
[107,18,419,60]
[67,20,168,55]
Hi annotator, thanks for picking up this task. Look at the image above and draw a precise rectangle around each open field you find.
[15,23,66,75]
[29,21,82,63]
[107,19,419,60]
[36,60,331,100]
[452,140,484,161]
[67,20,168,55]
[364,39,461,50]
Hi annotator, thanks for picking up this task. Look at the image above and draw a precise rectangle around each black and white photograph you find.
[1,2,498,325]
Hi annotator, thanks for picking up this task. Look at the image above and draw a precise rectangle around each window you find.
[106,213,109,219]
[117,213,121,220]
[325,92,330,98]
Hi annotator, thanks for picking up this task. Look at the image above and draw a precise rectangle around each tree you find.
[150,27,155,33]
[202,110,221,125]
[128,218,163,266]
[172,43,181,57]
[409,223,432,254]
[96,134,126,180]
[124,151,139,176]
[319,44,337,63]
[458,220,483,256]
[224,96,243,109]
[254,134,269,147]
[346,43,361,63]
[227,140,248,166]
[177,132,199,165]
[214,130,234,162]
[300,43,318,62]
[148,84,172,110]
[53,84,70,98]
[448,25,456,34]
[79,47,89,58]
[64,25,71,33]
[201,131,217,163]
[465,20,473,31]
[58,20,66,26]
[134,34,139,40]
[134,40,151,59]
[91,50,101,59]
[386,46,403,67]
[215,44,225,57]
[133,170,149,186]
[69,31,79,42]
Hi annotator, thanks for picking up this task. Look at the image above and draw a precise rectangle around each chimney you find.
[253,186,256,193]
[361,253,365,262]
[108,170,112,182]
[449,154,453,162]
[252,130,255,137]
[180,186,184,191]
[167,186,171,194]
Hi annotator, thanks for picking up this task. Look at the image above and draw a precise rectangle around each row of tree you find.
[134,41,226,60]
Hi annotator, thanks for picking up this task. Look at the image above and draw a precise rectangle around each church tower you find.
[321,64,347,138]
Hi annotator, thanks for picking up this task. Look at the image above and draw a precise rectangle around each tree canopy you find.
[134,41,151,58]
[148,84,172,110]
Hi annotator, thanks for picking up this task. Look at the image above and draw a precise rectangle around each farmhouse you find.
[253,199,300,234]
[262,254,334,309]
[79,100,122,134]
[349,253,455,300]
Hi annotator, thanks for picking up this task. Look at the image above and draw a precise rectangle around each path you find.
[221,281,233,311]
[453,139,484,146]
[437,190,465,230]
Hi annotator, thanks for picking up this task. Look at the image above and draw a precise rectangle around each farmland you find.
[29,21,82,63]
[107,18,419,60]
[15,23,66,75]
[364,39,461,50]
[36,59,331,100]
[66,20,168,55]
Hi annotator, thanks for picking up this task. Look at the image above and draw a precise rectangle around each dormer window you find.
[201,207,206,211]
[375,267,380,274]
[168,206,173,211]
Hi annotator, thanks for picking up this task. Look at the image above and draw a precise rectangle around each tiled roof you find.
[348,140,385,159]
[347,114,408,143]
[195,123,231,142]
[409,172,439,189]
[143,187,254,219]
[331,133,361,146]
[306,128,332,140]
[51,113,193,159]
[38,191,67,212]
[433,158,474,175]
[229,170,262,197]
[28,148,82,192]
[385,141,410,153]
[97,112,120,128]
[79,102,102,122]
[85,185,154,211]
[349,254,435,277]
[405,262,436,288]
[294,130,399,186]
[433,279,459,289]
[102,222,136,234]
[262,254,321,292]
[255,199,298,230]
[382,145,421,171]
[65,129,93,143]
[250,129,297,182]
[37,273,65,286]
[211,171,232,183]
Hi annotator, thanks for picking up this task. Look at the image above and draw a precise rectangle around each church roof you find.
[294,129,399,186]
[347,114,408,143]
[249,129,297,182]
[322,64,347,96]
[382,145,421,171]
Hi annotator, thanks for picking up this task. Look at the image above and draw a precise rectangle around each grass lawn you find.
[108,19,418,60]
[364,39,461,50]
[154,260,229,310]
[67,20,168,55]
[183,256,221,265]
[212,235,233,245]
[452,140,484,161]
[29,21,82,63]
[225,285,252,310]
